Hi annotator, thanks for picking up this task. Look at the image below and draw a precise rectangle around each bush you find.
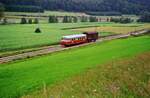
[20,18,27,24]
[35,28,41,33]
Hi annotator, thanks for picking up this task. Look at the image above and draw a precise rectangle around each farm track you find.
[0,29,149,64]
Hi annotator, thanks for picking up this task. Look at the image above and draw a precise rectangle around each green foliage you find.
[33,18,39,24]
[1,0,150,14]
[110,17,133,24]
[5,5,44,12]
[89,16,98,22]
[2,18,8,25]
[63,16,72,23]
[49,16,58,23]
[28,19,32,24]
[86,11,122,16]
[0,36,150,98]
[34,28,41,33]
[0,3,5,19]
[81,16,88,22]
[20,18,27,24]
[73,17,78,23]
[138,12,150,23]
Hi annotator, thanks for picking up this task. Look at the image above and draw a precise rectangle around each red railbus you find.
[61,32,99,47]
[60,34,87,46]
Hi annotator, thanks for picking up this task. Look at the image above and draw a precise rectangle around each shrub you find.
[35,28,41,33]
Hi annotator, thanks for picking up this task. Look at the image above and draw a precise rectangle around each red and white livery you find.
[61,34,87,46]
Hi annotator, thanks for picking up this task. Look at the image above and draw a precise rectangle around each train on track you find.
[61,32,99,46]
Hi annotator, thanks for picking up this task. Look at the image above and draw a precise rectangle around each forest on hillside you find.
[0,0,150,14]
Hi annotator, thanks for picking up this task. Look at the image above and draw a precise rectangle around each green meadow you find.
[0,35,150,98]
[0,22,148,53]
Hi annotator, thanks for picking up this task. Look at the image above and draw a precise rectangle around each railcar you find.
[61,32,99,46]
[60,34,87,46]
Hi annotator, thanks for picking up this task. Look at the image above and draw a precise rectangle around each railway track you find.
[0,29,149,64]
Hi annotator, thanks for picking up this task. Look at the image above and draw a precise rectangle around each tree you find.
[20,18,27,24]
[49,16,58,23]
[33,18,39,24]
[28,19,32,24]
[138,12,150,23]
[89,16,98,22]
[62,16,72,23]
[73,17,78,23]
[110,17,133,23]
[0,3,5,20]
[81,16,88,22]
[2,18,8,25]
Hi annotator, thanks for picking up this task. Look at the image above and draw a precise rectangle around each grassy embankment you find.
[23,52,150,98]
[0,35,150,98]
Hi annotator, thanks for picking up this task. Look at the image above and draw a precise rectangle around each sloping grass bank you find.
[0,36,150,98]
[22,52,150,98]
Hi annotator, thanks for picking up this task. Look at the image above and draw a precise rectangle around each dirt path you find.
[0,29,149,64]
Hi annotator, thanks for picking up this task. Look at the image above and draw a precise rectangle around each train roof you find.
[83,32,98,34]
[62,34,86,39]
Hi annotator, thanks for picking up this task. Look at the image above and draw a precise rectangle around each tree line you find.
[0,0,150,15]
[20,16,99,24]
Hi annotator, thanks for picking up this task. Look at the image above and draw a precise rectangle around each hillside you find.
[0,36,150,98]
[1,0,150,14]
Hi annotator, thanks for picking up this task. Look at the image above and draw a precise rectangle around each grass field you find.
[0,35,150,98]
[72,23,150,34]
[0,22,149,53]
[22,52,150,98]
